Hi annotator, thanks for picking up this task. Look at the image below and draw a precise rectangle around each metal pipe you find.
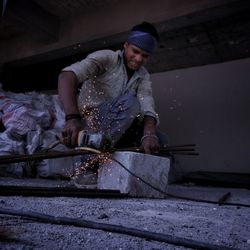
[0,185,127,198]
[0,207,238,250]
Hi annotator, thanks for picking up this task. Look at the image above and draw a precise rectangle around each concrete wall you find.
[152,57,250,174]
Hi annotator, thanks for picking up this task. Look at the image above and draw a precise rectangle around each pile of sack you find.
[0,85,75,178]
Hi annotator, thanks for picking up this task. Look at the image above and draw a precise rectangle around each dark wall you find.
[1,54,86,92]
[152,57,250,174]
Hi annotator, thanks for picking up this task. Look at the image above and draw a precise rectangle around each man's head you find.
[124,22,159,70]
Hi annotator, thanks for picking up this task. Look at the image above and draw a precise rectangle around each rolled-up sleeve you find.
[137,73,160,125]
[62,50,116,83]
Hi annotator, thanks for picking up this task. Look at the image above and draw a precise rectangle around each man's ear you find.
[123,42,129,50]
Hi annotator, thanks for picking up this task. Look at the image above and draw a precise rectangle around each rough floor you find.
[0,178,250,250]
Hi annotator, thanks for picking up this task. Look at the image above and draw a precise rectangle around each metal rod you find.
[164,144,196,148]
[160,148,196,152]
[170,152,199,155]
[116,145,197,152]
[218,192,231,205]
[0,144,198,166]
[0,150,93,165]
[0,185,127,198]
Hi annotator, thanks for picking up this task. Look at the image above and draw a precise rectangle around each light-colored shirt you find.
[62,49,159,123]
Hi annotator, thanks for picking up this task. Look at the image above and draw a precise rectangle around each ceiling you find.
[0,0,250,91]
[0,0,119,41]
[32,0,119,18]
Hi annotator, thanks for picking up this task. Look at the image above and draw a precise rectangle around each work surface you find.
[0,177,250,250]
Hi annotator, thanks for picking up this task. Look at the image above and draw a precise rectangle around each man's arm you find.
[58,71,79,114]
[58,71,85,147]
[141,115,160,154]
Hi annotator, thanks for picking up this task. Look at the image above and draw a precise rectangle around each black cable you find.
[0,207,239,250]
[111,158,250,208]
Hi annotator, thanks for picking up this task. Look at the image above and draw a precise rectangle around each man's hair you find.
[131,22,159,42]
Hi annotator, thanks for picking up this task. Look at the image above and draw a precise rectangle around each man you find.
[58,22,166,155]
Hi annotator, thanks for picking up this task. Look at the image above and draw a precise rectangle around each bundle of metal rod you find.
[159,144,199,156]
[169,152,199,155]
[117,144,199,156]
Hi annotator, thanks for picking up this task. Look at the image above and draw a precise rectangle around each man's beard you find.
[128,60,141,70]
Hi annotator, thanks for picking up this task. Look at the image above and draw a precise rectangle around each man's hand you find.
[140,115,159,154]
[140,134,160,154]
[62,118,85,147]
[58,71,85,147]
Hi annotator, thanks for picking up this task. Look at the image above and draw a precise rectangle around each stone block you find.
[98,151,170,198]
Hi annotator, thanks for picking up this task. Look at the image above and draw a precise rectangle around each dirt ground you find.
[0,178,250,250]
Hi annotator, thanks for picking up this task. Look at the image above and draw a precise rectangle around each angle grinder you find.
[77,130,112,149]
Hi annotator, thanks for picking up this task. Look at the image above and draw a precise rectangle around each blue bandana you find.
[127,31,157,53]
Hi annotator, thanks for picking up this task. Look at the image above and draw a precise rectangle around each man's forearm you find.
[58,71,80,115]
[143,115,157,135]
[141,115,159,154]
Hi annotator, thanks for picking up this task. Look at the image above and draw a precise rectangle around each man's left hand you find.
[140,135,160,154]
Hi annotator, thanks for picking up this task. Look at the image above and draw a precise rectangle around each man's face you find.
[123,42,150,70]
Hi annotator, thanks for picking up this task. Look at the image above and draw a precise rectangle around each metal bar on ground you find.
[0,150,94,165]
[0,185,127,198]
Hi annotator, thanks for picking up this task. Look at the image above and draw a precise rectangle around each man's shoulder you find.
[88,49,121,59]
[137,65,150,78]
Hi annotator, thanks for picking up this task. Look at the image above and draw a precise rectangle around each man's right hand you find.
[58,71,85,148]
[62,118,85,148]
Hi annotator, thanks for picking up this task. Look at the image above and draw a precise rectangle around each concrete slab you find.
[98,151,170,198]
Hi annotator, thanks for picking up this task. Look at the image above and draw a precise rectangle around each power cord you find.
[69,147,250,208]
[110,156,250,208]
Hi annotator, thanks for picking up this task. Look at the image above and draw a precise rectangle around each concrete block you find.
[98,151,170,198]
